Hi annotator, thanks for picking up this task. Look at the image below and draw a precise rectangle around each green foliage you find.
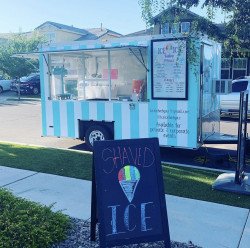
[222,0,250,57]
[0,33,43,78]
[0,189,69,248]
[138,0,250,57]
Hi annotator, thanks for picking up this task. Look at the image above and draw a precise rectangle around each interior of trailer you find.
[48,47,148,102]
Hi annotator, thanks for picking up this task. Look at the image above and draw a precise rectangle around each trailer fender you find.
[85,125,111,147]
[78,120,114,148]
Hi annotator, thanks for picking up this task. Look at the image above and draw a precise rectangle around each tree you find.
[0,33,44,78]
[138,0,250,57]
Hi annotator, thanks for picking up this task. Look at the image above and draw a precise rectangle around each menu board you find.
[91,138,171,248]
[151,39,188,100]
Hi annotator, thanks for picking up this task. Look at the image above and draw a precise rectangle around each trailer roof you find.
[13,34,219,59]
[13,35,152,59]
[39,35,151,53]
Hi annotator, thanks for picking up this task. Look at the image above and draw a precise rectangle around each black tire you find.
[85,125,110,148]
[33,87,39,95]
[0,86,3,94]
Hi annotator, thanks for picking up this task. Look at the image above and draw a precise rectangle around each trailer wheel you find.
[85,125,110,148]
[33,87,39,95]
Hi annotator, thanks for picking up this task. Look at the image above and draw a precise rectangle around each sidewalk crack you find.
[237,209,250,248]
[1,172,40,187]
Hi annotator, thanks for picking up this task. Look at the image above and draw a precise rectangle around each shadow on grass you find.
[0,143,92,181]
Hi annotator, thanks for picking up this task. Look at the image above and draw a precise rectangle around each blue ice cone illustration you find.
[118,165,140,203]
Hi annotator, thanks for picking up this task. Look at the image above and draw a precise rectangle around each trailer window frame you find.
[47,46,148,102]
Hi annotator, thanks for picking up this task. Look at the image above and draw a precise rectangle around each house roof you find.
[153,5,202,22]
[87,28,121,38]
[153,5,224,28]
[75,28,122,41]
[151,5,225,39]
[124,28,153,37]
[215,23,226,33]
[35,21,89,35]
[0,33,17,39]
[35,21,122,41]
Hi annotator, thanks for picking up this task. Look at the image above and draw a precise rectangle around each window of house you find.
[181,22,190,33]
[233,58,247,69]
[221,70,230,79]
[161,23,169,34]
[232,58,247,79]
[221,58,231,69]
[45,32,56,43]
[221,58,231,79]
[171,23,180,34]
[48,47,148,101]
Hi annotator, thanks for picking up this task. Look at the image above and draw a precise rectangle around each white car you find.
[220,76,250,116]
[0,75,13,93]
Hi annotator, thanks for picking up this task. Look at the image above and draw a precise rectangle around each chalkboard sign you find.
[91,138,171,248]
[151,38,188,100]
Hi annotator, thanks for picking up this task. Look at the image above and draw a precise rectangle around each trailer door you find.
[200,43,219,142]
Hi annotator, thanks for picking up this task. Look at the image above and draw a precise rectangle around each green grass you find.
[163,164,250,209]
[0,142,250,209]
[0,143,92,180]
[0,188,69,248]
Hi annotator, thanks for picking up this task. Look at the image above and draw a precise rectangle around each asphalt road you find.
[0,91,249,151]
[0,91,83,149]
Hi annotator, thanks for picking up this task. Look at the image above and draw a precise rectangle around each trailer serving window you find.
[48,47,148,101]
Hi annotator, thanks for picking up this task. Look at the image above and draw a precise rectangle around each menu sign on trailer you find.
[91,138,171,248]
[151,39,188,100]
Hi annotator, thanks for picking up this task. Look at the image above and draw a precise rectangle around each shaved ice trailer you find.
[37,34,222,148]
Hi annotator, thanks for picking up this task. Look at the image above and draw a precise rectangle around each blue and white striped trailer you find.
[38,34,221,148]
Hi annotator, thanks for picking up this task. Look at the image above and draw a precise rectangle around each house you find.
[152,6,220,36]
[0,21,122,45]
[0,33,14,45]
[124,27,153,37]
[153,6,249,80]
[35,21,122,43]
[127,5,249,80]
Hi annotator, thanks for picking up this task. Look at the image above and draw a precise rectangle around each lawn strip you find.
[163,164,250,209]
[0,142,249,209]
[0,142,92,180]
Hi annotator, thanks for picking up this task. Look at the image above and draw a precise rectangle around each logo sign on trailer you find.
[91,138,171,248]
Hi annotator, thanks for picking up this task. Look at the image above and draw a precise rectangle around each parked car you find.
[11,73,40,95]
[0,75,13,93]
[220,76,250,116]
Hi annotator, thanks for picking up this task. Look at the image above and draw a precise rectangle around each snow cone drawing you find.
[118,165,140,203]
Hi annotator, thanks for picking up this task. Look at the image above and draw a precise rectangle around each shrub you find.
[0,189,69,248]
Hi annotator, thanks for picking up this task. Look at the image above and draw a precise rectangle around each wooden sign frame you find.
[91,138,171,248]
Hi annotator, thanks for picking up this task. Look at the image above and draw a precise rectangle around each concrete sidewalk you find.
[0,166,249,248]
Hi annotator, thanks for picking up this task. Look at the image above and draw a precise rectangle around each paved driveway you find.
[0,91,82,149]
